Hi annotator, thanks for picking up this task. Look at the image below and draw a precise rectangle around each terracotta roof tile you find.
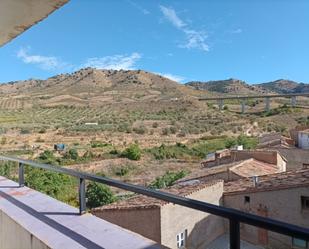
[92,180,223,211]
[229,158,279,177]
[224,169,309,195]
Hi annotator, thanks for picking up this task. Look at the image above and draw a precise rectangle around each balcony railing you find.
[0,155,308,249]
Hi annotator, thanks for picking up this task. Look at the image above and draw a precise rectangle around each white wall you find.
[298,132,309,149]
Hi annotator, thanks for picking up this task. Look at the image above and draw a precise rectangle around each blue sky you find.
[1,0,309,84]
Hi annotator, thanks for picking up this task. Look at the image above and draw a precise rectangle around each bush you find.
[0,161,17,179]
[38,150,57,164]
[0,137,6,145]
[90,141,111,148]
[237,134,257,149]
[225,138,237,148]
[20,128,31,134]
[25,167,74,201]
[133,125,147,134]
[38,128,46,134]
[86,182,117,209]
[122,144,142,160]
[149,170,188,189]
[162,128,169,135]
[64,149,79,160]
[114,165,133,176]
[152,122,159,128]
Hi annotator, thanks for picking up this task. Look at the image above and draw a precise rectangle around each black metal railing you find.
[0,155,308,249]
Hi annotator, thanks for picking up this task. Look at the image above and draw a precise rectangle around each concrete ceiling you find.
[0,0,69,47]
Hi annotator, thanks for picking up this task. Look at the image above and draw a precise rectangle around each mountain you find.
[186,78,309,95]
[0,68,195,108]
[256,79,309,94]
[185,78,269,95]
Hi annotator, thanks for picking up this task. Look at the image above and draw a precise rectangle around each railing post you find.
[79,178,86,215]
[230,219,240,249]
[18,163,24,187]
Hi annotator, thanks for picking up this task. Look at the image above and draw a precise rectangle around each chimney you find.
[252,175,259,187]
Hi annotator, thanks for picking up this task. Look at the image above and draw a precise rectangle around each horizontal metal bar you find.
[199,93,309,101]
[0,155,308,240]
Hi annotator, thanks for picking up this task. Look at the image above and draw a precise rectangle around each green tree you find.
[86,182,117,208]
[225,138,237,148]
[25,167,73,200]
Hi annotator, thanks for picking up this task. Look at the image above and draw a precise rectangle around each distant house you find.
[201,149,287,173]
[298,130,309,149]
[224,169,309,249]
[289,126,309,149]
[257,132,295,149]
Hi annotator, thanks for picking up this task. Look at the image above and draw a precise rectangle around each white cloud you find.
[127,0,150,15]
[17,47,71,71]
[159,5,209,52]
[159,5,186,29]
[81,53,142,70]
[156,72,185,82]
[182,29,209,51]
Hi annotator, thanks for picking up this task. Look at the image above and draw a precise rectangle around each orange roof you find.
[224,169,309,195]
[229,158,279,177]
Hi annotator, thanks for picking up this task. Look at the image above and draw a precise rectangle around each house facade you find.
[224,169,309,249]
[92,181,225,249]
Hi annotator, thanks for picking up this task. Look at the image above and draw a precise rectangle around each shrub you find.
[162,128,169,135]
[86,182,117,209]
[114,165,133,176]
[237,134,258,149]
[122,144,142,160]
[20,128,31,134]
[38,128,46,134]
[64,149,79,160]
[169,126,177,134]
[149,170,188,189]
[90,141,111,148]
[133,125,147,134]
[225,138,237,148]
[0,161,17,179]
[25,167,73,201]
[0,137,6,145]
[38,150,57,164]
[152,122,159,128]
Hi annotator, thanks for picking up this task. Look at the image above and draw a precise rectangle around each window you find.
[292,237,308,248]
[244,196,250,204]
[177,230,187,248]
[301,196,309,210]
[303,163,309,169]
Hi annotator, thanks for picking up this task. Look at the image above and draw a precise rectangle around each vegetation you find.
[149,170,188,189]
[86,182,117,208]
[25,166,77,205]
[147,135,257,160]
[122,144,142,160]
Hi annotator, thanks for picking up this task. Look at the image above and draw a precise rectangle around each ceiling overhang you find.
[0,0,69,47]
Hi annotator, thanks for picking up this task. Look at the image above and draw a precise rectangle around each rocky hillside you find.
[0,68,195,108]
[186,78,309,94]
[256,79,309,94]
[185,78,268,94]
